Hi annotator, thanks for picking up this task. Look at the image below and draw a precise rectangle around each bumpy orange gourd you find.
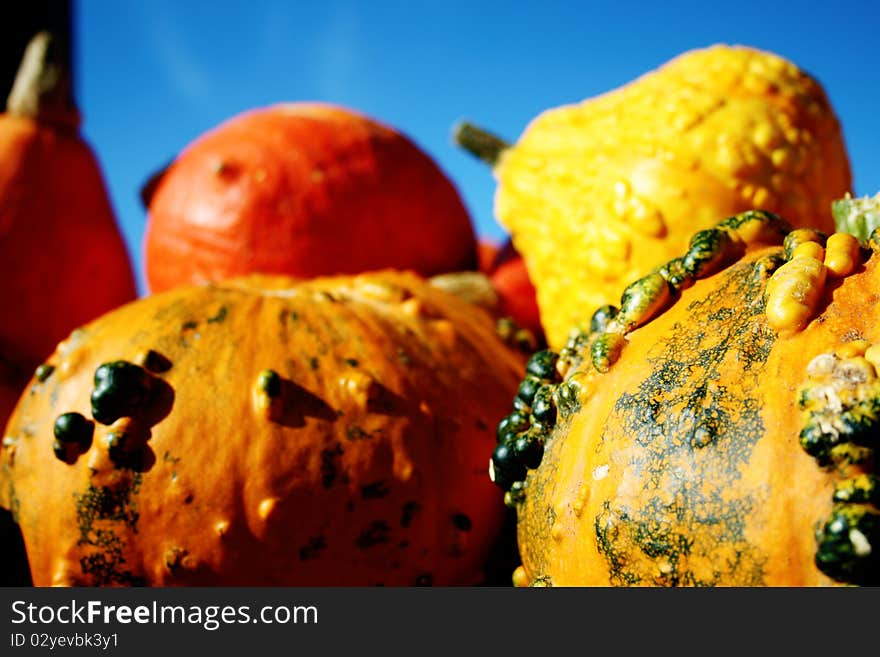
[0,32,136,424]
[0,270,525,586]
[490,207,880,586]
[143,103,478,293]
[457,44,853,348]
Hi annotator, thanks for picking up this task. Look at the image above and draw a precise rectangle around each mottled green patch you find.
[206,306,228,323]
[595,259,776,586]
[73,474,145,586]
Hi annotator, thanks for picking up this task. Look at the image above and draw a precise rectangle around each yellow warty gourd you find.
[456,44,852,348]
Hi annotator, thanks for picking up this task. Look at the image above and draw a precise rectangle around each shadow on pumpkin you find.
[274,379,336,428]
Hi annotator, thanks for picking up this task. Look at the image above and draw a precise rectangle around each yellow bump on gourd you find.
[512,565,530,587]
[824,232,861,277]
[836,340,871,360]
[400,297,442,319]
[555,357,571,380]
[765,255,827,332]
[214,520,230,537]
[258,497,279,521]
[791,241,825,262]
[784,227,827,258]
[339,370,377,410]
[429,318,458,349]
[355,279,408,303]
[864,344,880,372]
[252,371,282,420]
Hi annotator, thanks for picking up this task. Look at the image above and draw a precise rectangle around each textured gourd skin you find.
[514,239,880,586]
[494,44,852,348]
[144,103,478,293]
[0,115,137,422]
[0,272,523,586]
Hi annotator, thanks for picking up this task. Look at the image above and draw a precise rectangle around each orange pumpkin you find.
[492,209,880,586]
[143,103,478,293]
[0,32,136,423]
[0,271,524,586]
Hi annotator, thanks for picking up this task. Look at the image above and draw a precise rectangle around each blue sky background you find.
[74,0,879,294]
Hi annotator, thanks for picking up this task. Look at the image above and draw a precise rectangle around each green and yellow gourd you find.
[491,195,880,586]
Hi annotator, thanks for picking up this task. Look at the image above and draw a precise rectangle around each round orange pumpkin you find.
[0,270,524,586]
[143,103,478,293]
[491,209,880,586]
[0,32,136,423]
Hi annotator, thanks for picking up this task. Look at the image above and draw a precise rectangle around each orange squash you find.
[143,103,478,293]
[0,32,136,423]
[0,270,524,586]
[492,208,880,586]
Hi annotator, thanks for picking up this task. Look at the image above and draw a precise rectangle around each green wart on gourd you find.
[590,210,791,373]
[253,368,283,420]
[52,412,94,465]
[490,349,568,498]
[49,358,172,468]
[797,341,880,585]
[91,360,157,425]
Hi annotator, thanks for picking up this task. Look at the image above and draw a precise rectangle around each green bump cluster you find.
[52,412,94,465]
[490,349,567,502]
[588,210,790,373]
[798,351,880,585]
[91,361,155,425]
[51,358,165,469]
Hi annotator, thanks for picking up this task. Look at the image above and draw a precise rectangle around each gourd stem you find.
[6,31,80,131]
[832,192,880,244]
[453,121,510,167]
[140,159,174,209]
